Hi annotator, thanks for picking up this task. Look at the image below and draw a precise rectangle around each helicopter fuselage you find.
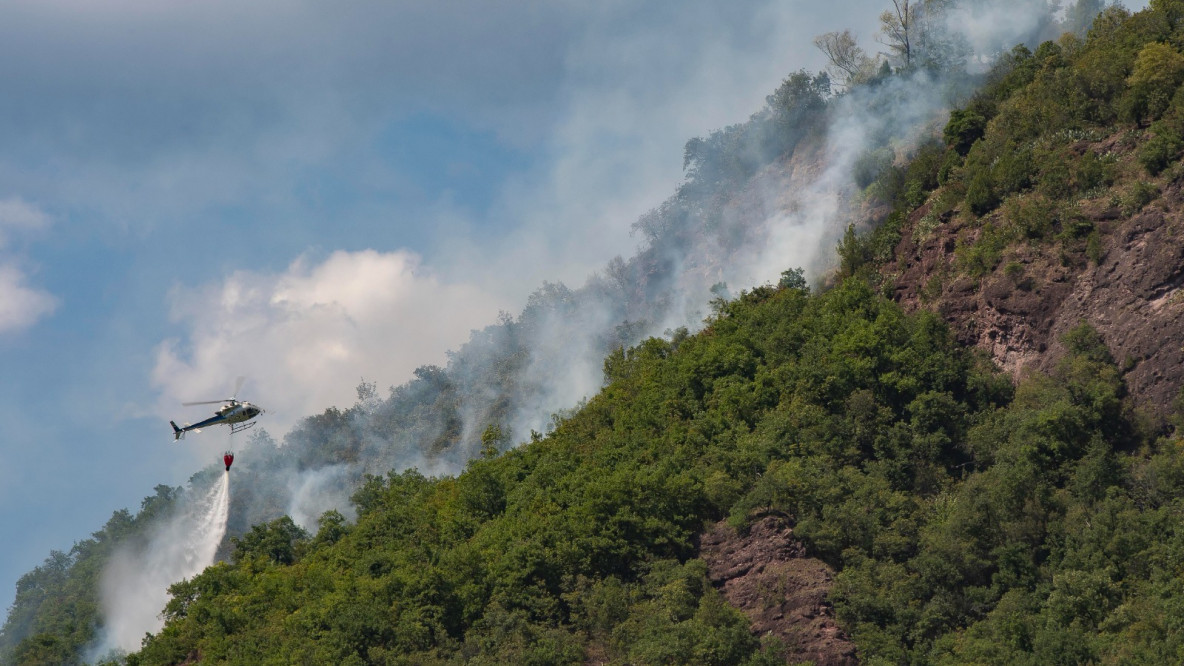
[171,401,263,440]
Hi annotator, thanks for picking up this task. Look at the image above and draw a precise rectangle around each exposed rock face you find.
[890,182,1184,415]
[1052,202,1184,410]
[699,516,858,666]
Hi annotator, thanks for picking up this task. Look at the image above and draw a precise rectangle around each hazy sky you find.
[0,0,892,614]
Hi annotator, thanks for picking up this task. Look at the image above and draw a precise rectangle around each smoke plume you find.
[101,0,1113,653]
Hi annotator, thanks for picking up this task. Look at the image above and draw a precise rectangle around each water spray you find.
[94,468,232,656]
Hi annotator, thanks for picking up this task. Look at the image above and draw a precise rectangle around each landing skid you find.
[230,421,256,435]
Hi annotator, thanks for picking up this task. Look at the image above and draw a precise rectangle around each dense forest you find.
[9,0,1184,663]
[122,280,1183,664]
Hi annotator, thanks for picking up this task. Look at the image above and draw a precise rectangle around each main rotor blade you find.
[182,400,231,406]
[232,376,246,400]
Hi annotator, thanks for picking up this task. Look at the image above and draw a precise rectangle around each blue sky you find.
[0,0,893,614]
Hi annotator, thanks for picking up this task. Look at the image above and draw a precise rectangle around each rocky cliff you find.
[890,161,1184,418]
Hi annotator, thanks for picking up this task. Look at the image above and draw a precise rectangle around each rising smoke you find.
[285,463,356,532]
[92,0,1113,656]
[427,0,1118,464]
[159,0,1098,538]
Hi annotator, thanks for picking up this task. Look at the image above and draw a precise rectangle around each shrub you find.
[966,171,999,215]
[1058,214,1095,241]
[837,224,873,278]
[1124,42,1184,122]
[901,140,947,206]
[1075,150,1114,191]
[868,163,907,204]
[957,222,1015,277]
[1121,181,1160,215]
[938,149,963,185]
[1035,149,1073,198]
[1137,122,1184,174]
[945,109,988,155]
[1086,231,1104,264]
[995,146,1037,196]
[1004,196,1057,240]
[854,147,896,189]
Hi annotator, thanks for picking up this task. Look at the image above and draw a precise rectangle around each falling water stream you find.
[95,471,230,656]
[183,471,231,572]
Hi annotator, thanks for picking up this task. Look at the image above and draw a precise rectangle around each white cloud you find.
[0,197,50,248]
[151,249,506,435]
[0,265,56,332]
[0,197,56,333]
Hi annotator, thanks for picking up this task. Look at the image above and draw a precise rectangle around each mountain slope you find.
[128,279,1013,664]
[11,2,1184,664]
[0,55,836,666]
[126,286,1184,663]
[877,2,1184,415]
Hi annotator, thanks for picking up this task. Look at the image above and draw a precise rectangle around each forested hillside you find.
[0,42,833,666]
[123,282,1184,664]
[3,13,846,664]
[10,0,1184,663]
[129,278,1015,664]
[876,0,1184,417]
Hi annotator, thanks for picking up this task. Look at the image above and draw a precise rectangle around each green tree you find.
[231,516,309,566]
[1125,42,1184,122]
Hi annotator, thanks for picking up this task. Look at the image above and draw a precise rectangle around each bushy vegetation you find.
[105,276,1183,665]
[2,44,839,666]
[2,46,840,666]
[119,279,985,664]
[0,486,183,666]
[840,0,1184,288]
[16,271,1184,664]
[10,2,1184,664]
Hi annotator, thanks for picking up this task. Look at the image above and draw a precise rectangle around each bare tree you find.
[880,0,914,69]
[878,0,962,72]
[813,30,876,89]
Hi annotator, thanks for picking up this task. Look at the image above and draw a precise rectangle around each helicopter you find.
[170,377,264,441]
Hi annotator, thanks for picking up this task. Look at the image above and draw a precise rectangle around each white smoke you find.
[946,0,1059,56]
[286,464,356,532]
[93,473,230,657]
[117,4,1101,642]
[149,0,1077,483]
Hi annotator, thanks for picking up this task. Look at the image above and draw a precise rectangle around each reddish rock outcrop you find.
[889,181,1184,415]
[699,516,858,666]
